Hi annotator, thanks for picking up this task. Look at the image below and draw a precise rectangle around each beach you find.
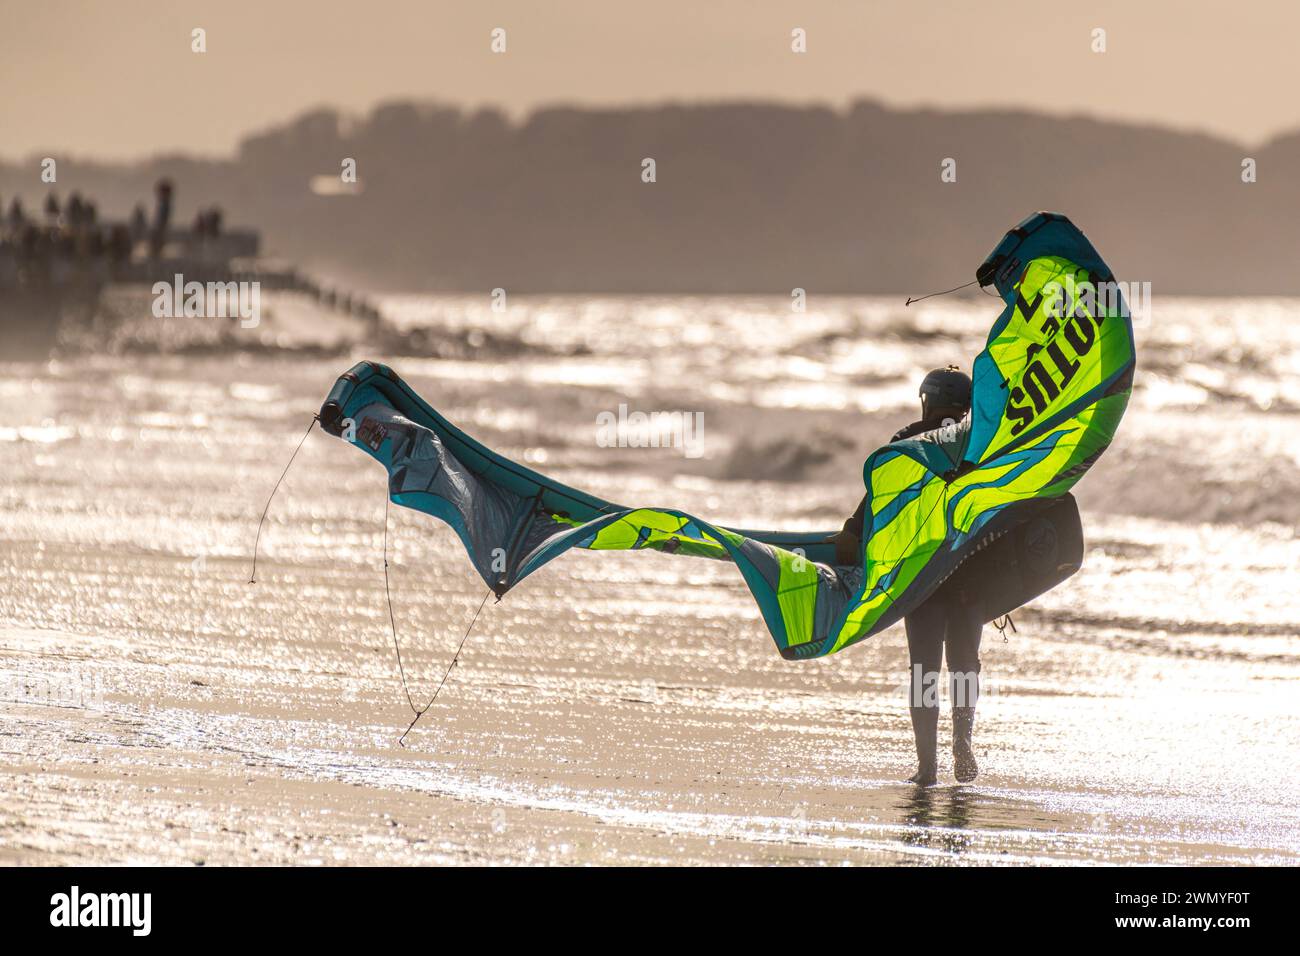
[2,292,1298,865]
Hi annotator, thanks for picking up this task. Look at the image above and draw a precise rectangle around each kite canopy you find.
[320,212,1134,660]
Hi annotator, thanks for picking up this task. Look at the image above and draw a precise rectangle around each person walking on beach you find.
[829,366,982,786]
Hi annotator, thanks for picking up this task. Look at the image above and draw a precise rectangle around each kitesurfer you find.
[829,366,982,786]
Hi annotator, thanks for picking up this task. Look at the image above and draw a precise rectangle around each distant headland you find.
[3,100,1297,295]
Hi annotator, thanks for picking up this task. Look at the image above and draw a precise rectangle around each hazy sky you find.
[3,0,1296,161]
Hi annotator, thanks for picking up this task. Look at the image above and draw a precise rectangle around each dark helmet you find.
[919,365,972,411]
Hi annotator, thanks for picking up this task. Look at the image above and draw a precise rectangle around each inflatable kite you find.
[320,212,1135,659]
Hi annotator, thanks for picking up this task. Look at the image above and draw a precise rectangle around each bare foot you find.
[908,765,938,787]
[954,743,978,783]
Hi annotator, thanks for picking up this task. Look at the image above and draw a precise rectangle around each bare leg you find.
[945,599,984,784]
[905,600,945,786]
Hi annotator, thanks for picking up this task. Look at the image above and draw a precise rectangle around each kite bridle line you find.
[396,588,491,748]
[381,494,494,747]
[904,278,1002,307]
[248,413,319,584]
[382,495,419,715]
[247,411,491,746]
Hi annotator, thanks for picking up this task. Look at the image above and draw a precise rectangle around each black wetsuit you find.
[842,415,983,778]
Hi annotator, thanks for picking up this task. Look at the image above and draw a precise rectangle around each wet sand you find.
[5,579,1297,865]
[2,298,1299,865]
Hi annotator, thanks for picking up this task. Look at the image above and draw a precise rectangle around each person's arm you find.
[842,493,867,541]
[830,500,866,566]
[891,420,931,442]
